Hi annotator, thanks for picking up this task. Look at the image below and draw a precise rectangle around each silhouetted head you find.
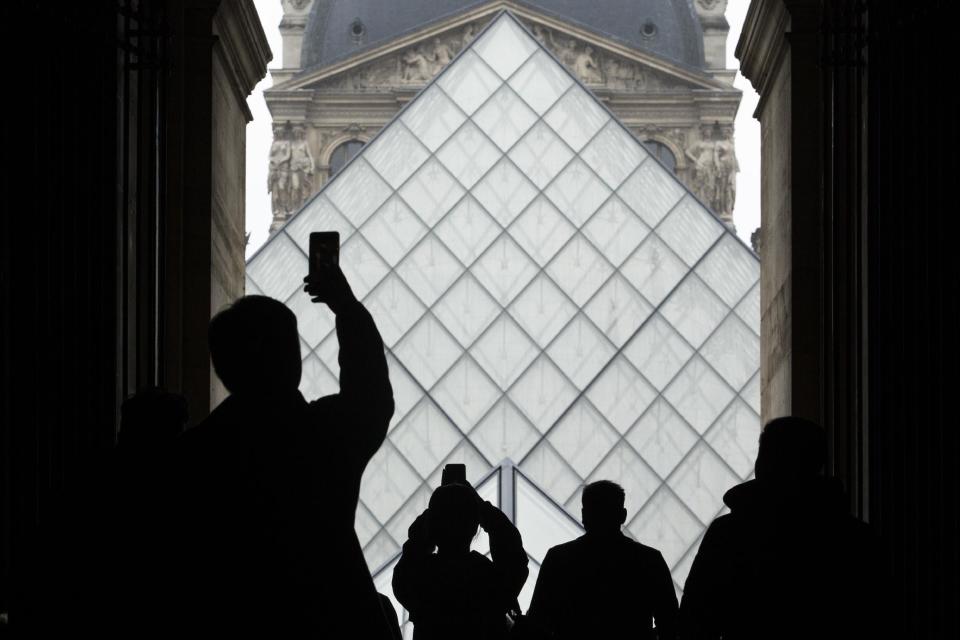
[428,483,480,553]
[119,387,188,449]
[581,480,626,535]
[755,416,827,485]
[208,295,301,396]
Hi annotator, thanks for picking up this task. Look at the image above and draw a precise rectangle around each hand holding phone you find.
[304,231,355,314]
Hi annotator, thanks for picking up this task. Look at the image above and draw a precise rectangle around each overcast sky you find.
[245,0,761,258]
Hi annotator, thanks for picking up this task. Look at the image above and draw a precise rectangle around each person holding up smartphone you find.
[393,465,529,640]
[172,230,395,638]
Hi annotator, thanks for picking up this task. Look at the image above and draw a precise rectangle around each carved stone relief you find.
[268,122,317,231]
[684,123,738,223]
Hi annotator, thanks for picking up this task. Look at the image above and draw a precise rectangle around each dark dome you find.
[301,0,705,73]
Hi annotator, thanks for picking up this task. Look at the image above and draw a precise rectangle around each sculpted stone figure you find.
[401,46,432,83]
[714,136,738,222]
[431,37,454,72]
[574,46,604,84]
[685,126,738,223]
[685,134,718,210]
[289,125,316,213]
[268,125,292,231]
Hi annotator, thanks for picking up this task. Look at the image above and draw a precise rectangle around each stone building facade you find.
[265,0,741,232]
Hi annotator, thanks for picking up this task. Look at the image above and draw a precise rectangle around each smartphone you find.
[309,231,340,277]
[441,463,467,486]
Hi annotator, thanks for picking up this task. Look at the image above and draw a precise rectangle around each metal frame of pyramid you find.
[247,10,760,618]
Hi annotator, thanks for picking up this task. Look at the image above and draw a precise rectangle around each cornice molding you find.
[213,0,272,121]
[735,0,790,104]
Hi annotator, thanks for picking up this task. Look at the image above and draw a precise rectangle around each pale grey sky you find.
[245,0,760,258]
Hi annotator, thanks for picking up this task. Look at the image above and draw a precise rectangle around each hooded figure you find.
[678,417,879,640]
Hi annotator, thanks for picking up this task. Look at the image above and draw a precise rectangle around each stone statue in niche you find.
[574,46,604,84]
[268,123,292,231]
[289,124,316,213]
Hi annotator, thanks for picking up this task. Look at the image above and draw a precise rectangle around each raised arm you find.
[304,265,394,464]
[479,501,529,602]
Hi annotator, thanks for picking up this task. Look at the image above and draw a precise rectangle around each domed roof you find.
[300,0,705,73]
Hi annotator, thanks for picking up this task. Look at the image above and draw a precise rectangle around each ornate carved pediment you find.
[297,15,707,94]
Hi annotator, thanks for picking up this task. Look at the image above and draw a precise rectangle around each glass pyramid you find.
[247,10,760,604]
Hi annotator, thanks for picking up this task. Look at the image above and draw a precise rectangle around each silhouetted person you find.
[678,417,878,640]
[379,592,403,640]
[393,482,528,640]
[527,480,678,640]
[172,264,395,637]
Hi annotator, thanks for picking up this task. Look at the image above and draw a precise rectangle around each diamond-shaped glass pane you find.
[360,442,423,523]
[284,194,355,254]
[544,158,612,228]
[286,285,335,348]
[627,397,699,479]
[509,355,578,433]
[657,197,724,267]
[546,234,614,306]
[508,195,575,266]
[508,121,574,189]
[340,233,390,300]
[363,274,426,347]
[399,158,466,227]
[471,313,539,390]
[543,84,609,151]
[315,330,340,378]
[582,121,649,189]
[384,484,432,550]
[516,473,583,563]
[299,353,338,399]
[623,314,694,391]
[360,196,428,267]
[741,373,761,416]
[661,275,729,349]
[519,443,582,504]
[706,399,761,479]
[620,235,687,307]
[472,14,538,79]
[386,352,424,431]
[586,356,657,434]
[474,234,538,305]
[472,157,538,227]
[355,503,380,548]
[582,197,650,267]
[437,50,500,115]
[584,273,653,348]
[667,442,740,523]
[363,122,430,189]
[546,314,616,390]
[587,441,661,520]
[508,273,577,348]
[735,283,760,336]
[400,84,467,152]
[433,355,500,432]
[396,235,464,307]
[618,159,685,228]
[471,398,540,464]
[700,315,760,391]
[247,231,308,300]
[434,195,501,266]
[436,120,502,188]
[629,488,704,567]
[508,49,574,114]
[393,314,462,390]
[472,85,538,151]
[363,530,400,573]
[664,356,736,434]
[390,399,462,477]
[547,399,619,477]
[425,440,493,489]
[433,273,500,348]
[695,234,760,307]
[325,158,393,227]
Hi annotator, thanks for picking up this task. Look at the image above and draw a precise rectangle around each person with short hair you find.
[527,480,678,640]
[172,263,395,637]
[393,482,528,640]
[678,417,878,640]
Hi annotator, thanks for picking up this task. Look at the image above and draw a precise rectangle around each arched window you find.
[329,140,365,176]
[643,139,677,173]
